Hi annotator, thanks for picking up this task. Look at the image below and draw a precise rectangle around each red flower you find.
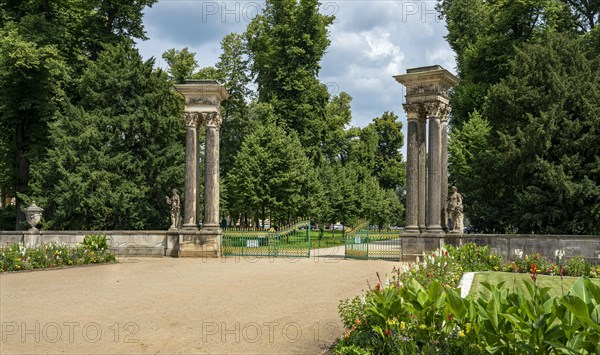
[385,330,391,336]
[446,313,453,321]
[530,262,538,283]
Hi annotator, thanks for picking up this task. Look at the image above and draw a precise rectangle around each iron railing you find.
[221,220,311,257]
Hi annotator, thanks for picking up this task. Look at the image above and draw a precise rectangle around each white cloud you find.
[137,0,456,131]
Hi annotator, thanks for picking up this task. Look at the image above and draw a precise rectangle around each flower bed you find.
[0,234,116,272]
[334,243,600,354]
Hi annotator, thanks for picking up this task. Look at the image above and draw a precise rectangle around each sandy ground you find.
[0,247,399,354]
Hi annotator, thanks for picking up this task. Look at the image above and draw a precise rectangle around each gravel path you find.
[1,248,399,354]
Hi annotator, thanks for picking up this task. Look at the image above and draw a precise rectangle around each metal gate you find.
[221,220,311,257]
[345,224,402,260]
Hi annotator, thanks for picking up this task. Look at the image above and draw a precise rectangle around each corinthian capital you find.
[402,103,425,119]
[184,112,201,127]
[424,102,449,118]
[203,112,222,128]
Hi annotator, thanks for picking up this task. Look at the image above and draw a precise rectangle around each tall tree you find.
[369,111,405,192]
[484,32,600,233]
[322,92,352,162]
[0,25,67,229]
[162,47,198,83]
[226,119,314,227]
[28,44,184,230]
[215,33,253,175]
[437,0,575,127]
[246,0,334,163]
[0,0,157,229]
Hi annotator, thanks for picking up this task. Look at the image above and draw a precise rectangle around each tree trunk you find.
[15,121,28,230]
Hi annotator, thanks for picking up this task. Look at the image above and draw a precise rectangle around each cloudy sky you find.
[136,0,456,129]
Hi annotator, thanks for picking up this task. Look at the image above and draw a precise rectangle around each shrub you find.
[400,248,463,288]
[564,256,592,277]
[509,252,556,275]
[0,235,115,272]
[335,276,600,355]
[446,243,503,272]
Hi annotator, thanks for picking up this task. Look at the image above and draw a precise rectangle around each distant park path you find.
[1,247,397,354]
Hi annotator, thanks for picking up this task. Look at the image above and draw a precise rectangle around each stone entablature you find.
[174,79,228,112]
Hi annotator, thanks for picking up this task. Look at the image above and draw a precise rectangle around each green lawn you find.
[470,272,600,298]
[311,230,346,249]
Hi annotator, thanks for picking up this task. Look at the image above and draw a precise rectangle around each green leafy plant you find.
[1,236,115,272]
[446,243,503,272]
[336,268,600,354]
[401,248,463,288]
[564,256,592,277]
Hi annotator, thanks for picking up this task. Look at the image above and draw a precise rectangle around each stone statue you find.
[447,186,464,233]
[166,189,181,230]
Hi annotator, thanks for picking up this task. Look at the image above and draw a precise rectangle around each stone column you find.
[417,115,427,231]
[440,111,449,231]
[403,104,420,233]
[202,112,222,230]
[182,112,200,230]
[426,104,443,233]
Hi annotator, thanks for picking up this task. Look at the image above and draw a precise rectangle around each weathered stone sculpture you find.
[447,186,464,233]
[25,202,43,233]
[166,189,181,230]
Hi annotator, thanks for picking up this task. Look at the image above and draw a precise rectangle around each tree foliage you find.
[226,120,314,226]
[28,44,184,230]
[246,0,334,163]
[0,0,157,229]
[162,47,197,84]
[442,0,600,234]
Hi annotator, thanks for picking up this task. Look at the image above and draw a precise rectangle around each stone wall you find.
[401,233,600,263]
[0,231,170,257]
[2,231,598,262]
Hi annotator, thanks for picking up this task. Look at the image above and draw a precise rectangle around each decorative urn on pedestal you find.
[25,202,43,233]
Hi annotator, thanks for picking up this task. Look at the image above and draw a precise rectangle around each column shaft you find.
[427,115,443,232]
[203,113,221,229]
[404,116,419,232]
[440,118,449,231]
[183,112,199,229]
[417,117,427,230]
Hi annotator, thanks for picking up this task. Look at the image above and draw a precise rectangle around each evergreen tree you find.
[485,33,600,233]
[28,44,184,230]
[0,0,156,229]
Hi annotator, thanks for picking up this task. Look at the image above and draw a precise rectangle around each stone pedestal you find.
[178,230,220,258]
[165,232,179,257]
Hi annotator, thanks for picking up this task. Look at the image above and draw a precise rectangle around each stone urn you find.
[25,202,43,233]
